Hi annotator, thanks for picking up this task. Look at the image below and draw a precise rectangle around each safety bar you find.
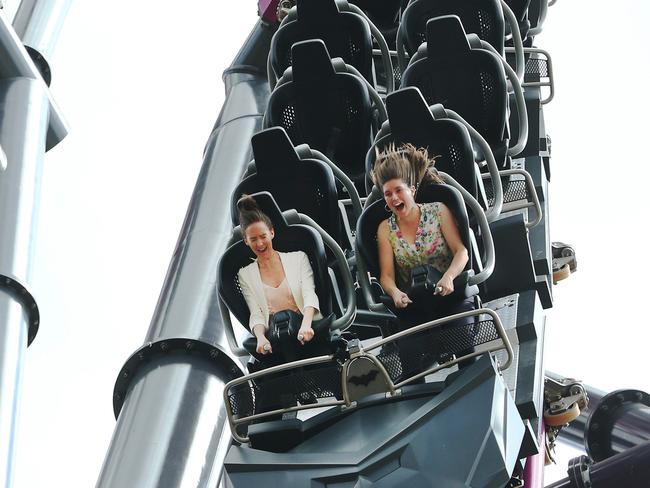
[343,2,395,93]
[223,307,513,443]
[292,213,357,331]
[438,173,495,286]
[479,40,529,157]
[482,168,543,228]
[501,0,525,82]
[441,108,504,222]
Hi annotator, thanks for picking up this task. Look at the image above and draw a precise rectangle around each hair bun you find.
[237,194,259,212]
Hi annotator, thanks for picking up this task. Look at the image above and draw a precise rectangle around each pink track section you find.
[523,418,546,487]
[259,0,281,23]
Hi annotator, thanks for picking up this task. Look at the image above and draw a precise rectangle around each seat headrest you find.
[426,15,471,59]
[291,39,337,82]
[296,0,340,22]
[251,127,301,174]
[243,191,290,231]
[386,88,436,141]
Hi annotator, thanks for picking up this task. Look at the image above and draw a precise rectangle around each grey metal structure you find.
[225,355,525,488]
[96,21,275,488]
[0,3,68,486]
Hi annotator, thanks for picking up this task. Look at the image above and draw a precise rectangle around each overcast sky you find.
[7,0,650,486]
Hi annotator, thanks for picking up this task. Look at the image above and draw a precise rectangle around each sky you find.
[5,0,650,486]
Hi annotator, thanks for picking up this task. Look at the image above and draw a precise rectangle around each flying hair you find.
[371,143,443,191]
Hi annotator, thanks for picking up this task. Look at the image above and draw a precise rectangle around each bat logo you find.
[348,369,380,387]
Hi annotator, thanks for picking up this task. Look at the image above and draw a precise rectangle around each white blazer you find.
[237,251,322,331]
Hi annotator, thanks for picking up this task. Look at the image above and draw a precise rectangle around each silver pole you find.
[12,0,72,61]
[0,3,68,484]
[97,21,274,488]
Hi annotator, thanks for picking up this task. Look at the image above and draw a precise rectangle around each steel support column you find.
[0,76,48,488]
[97,21,274,488]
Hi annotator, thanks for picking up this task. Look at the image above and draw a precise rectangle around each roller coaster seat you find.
[349,0,408,49]
[400,0,505,57]
[401,16,510,168]
[230,127,346,250]
[356,183,479,313]
[266,40,375,193]
[365,87,480,207]
[270,0,374,86]
[218,192,337,363]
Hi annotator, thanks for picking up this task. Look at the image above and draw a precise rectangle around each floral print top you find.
[387,202,453,287]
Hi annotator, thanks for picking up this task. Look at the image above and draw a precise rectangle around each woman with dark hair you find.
[236,195,321,355]
[372,143,474,375]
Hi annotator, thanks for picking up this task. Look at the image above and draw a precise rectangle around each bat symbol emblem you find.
[348,370,380,387]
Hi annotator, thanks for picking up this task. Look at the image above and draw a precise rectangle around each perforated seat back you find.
[356,183,474,280]
[230,128,344,248]
[401,0,505,57]
[267,40,374,190]
[365,88,478,201]
[271,0,374,85]
[218,192,333,332]
[401,16,509,167]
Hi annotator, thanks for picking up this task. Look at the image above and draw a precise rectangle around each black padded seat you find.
[401,16,510,168]
[349,0,408,49]
[218,192,335,362]
[355,183,478,297]
[266,40,375,194]
[365,88,479,206]
[270,0,374,86]
[230,127,346,249]
[400,0,506,58]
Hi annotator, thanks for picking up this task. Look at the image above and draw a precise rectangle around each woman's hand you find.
[436,274,454,296]
[253,324,272,354]
[297,324,314,345]
[256,336,272,354]
[391,289,412,309]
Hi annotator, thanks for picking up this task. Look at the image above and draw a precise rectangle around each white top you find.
[263,278,299,315]
[237,251,322,331]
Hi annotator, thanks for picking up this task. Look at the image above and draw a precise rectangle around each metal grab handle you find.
[442,108,504,222]
[506,46,555,104]
[438,172,495,286]
[482,168,543,228]
[223,354,342,443]
[366,307,513,369]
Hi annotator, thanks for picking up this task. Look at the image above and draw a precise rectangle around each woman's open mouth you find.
[394,202,405,211]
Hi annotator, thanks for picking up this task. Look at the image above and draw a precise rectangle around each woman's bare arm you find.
[378,220,412,308]
[437,204,469,295]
